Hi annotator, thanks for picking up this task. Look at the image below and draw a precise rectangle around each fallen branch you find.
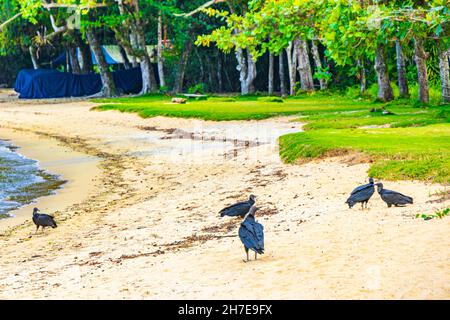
[0,12,22,31]
[173,0,226,17]
[42,3,108,10]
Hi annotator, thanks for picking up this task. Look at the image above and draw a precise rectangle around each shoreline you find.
[0,127,101,233]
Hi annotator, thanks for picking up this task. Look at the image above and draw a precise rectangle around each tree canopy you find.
[0,0,449,102]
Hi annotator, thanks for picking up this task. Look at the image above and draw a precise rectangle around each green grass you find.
[93,93,372,121]
[416,208,450,220]
[301,104,449,130]
[280,124,450,183]
[94,93,450,183]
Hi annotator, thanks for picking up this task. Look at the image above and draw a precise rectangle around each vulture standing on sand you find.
[219,194,256,218]
[239,206,264,262]
[32,207,57,233]
[345,177,375,209]
[376,183,413,207]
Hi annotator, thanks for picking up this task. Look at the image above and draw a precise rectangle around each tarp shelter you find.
[52,45,156,67]
[53,47,117,66]
[14,68,142,99]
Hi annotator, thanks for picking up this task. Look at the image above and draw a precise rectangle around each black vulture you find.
[238,206,264,262]
[345,177,375,209]
[32,207,57,233]
[376,183,413,207]
[219,194,256,218]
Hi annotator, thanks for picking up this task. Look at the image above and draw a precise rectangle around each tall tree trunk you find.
[357,59,366,94]
[157,11,165,88]
[129,34,138,68]
[68,47,82,74]
[174,37,193,93]
[114,31,137,70]
[374,44,394,102]
[285,41,298,95]
[29,46,39,69]
[268,52,274,95]
[195,48,205,84]
[223,54,234,92]
[119,45,131,70]
[117,0,137,69]
[296,40,314,91]
[116,0,153,93]
[438,47,450,103]
[86,29,117,97]
[79,40,93,74]
[136,29,157,93]
[395,40,409,98]
[139,54,157,94]
[311,40,327,90]
[247,51,257,93]
[236,48,257,95]
[207,55,213,91]
[130,1,157,94]
[217,52,223,92]
[279,52,286,96]
[413,36,429,104]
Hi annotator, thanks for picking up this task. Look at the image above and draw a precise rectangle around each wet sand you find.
[0,98,448,299]
[0,128,100,232]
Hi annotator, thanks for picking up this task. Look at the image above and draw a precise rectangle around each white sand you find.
[0,98,448,299]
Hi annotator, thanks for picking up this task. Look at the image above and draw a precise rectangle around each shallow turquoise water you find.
[0,139,65,219]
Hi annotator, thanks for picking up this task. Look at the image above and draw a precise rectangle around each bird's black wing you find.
[348,186,375,202]
[253,221,264,253]
[383,190,413,204]
[37,214,57,228]
[219,201,251,217]
[239,220,264,254]
[350,182,372,195]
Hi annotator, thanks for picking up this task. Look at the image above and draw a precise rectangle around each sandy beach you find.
[0,96,448,299]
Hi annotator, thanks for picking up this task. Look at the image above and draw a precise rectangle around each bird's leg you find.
[361,202,364,210]
[35,226,39,234]
[243,248,249,263]
[255,252,257,260]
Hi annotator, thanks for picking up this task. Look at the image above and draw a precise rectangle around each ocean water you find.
[0,139,65,219]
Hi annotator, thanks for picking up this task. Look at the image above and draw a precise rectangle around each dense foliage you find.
[0,0,449,102]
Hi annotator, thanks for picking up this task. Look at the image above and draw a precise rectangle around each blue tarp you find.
[52,47,118,66]
[14,68,142,99]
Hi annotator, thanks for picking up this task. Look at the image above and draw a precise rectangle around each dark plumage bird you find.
[219,194,256,218]
[32,207,57,233]
[376,183,413,207]
[345,177,375,209]
[239,206,264,262]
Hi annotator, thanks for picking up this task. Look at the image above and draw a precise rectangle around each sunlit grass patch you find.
[279,124,450,183]
[92,94,371,121]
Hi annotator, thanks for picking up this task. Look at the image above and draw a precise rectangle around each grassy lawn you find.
[93,94,371,121]
[280,124,450,183]
[94,93,450,183]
